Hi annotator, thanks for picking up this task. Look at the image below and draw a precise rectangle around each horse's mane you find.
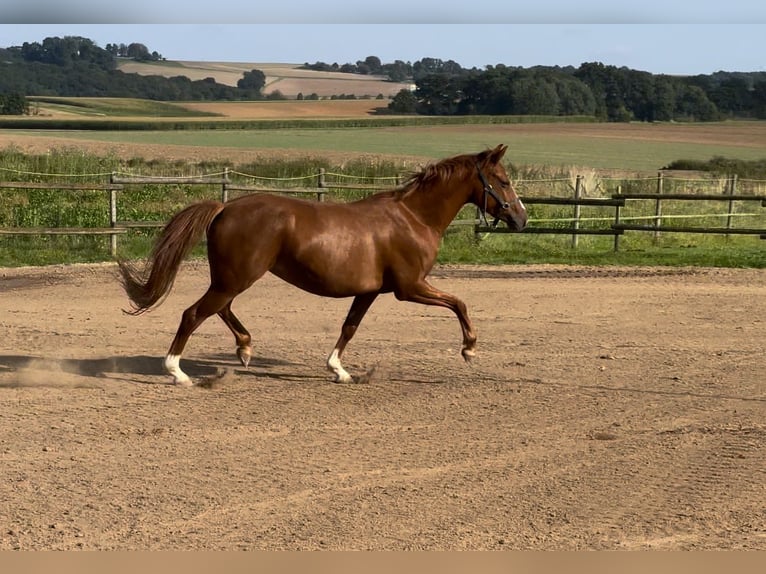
[390,152,476,200]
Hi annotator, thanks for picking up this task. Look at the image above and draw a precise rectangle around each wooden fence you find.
[1,171,765,257]
[474,173,766,251]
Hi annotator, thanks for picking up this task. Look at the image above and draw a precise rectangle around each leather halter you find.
[476,162,515,227]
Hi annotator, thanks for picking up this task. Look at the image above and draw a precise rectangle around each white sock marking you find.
[164,354,192,386]
[327,348,352,384]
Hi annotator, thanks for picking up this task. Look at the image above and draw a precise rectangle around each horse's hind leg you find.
[218,302,253,367]
[165,287,234,386]
[327,292,378,383]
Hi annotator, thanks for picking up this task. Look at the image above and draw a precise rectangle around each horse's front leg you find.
[396,279,477,362]
[327,292,378,383]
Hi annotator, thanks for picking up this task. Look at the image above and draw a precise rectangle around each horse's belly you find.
[270,258,383,298]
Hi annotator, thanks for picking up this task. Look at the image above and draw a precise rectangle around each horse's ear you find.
[479,144,508,164]
[479,144,508,165]
[491,144,508,163]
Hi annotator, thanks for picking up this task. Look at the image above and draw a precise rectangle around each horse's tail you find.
[118,200,225,315]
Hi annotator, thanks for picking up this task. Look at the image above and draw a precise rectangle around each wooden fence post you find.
[109,172,118,258]
[317,168,326,201]
[614,184,622,252]
[654,172,663,242]
[572,175,582,248]
[222,167,229,203]
[726,174,737,237]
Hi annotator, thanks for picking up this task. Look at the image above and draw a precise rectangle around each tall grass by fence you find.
[1,167,765,266]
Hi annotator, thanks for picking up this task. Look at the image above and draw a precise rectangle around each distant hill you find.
[6,36,763,120]
[116,60,414,99]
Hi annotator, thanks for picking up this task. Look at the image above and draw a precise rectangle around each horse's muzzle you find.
[501,204,528,232]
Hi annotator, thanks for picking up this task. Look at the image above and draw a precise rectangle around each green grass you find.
[438,227,766,268]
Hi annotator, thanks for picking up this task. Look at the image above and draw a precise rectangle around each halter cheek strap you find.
[476,162,511,227]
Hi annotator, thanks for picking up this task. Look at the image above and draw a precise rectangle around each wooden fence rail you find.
[1,171,765,257]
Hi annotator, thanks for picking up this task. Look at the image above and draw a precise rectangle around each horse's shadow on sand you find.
[5,355,761,401]
[0,353,318,387]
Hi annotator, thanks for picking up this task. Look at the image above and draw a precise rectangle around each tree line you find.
[386,61,766,121]
[301,56,462,83]
[308,57,766,122]
[0,36,267,109]
[2,36,766,122]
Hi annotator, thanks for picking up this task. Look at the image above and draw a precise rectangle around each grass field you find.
[4,119,766,173]
[9,63,766,173]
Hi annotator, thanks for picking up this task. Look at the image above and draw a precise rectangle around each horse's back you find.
[218,191,410,235]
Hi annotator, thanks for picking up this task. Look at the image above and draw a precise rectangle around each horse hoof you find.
[174,376,194,387]
[237,346,252,368]
[461,348,476,363]
[334,373,354,384]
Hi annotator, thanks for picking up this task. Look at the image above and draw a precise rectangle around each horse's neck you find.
[402,179,473,234]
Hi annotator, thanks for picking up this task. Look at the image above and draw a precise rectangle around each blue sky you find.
[0,3,765,76]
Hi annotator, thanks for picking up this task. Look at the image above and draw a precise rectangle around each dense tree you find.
[622,70,655,121]
[450,67,594,117]
[381,60,412,82]
[265,90,287,100]
[14,36,115,70]
[387,89,418,113]
[458,66,513,114]
[752,81,766,119]
[675,85,719,121]
[414,73,464,115]
[237,69,266,91]
[709,76,753,117]
[653,76,678,121]
[512,76,560,114]
[554,75,597,116]
[301,61,337,72]
[358,56,382,75]
[0,93,28,115]
[573,62,630,121]
[572,62,606,119]
[126,43,151,61]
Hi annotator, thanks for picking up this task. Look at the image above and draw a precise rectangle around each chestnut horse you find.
[118,144,527,386]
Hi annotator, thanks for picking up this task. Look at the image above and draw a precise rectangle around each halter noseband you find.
[476,162,513,227]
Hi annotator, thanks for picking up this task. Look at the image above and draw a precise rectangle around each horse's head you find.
[474,144,527,231]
